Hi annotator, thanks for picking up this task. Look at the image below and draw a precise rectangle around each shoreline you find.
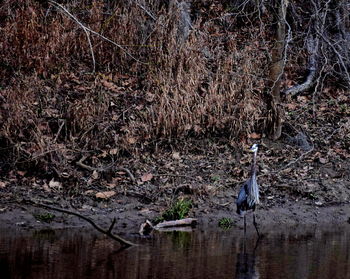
[1,201,349,234]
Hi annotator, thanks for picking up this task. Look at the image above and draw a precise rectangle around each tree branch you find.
[22,199,136,247]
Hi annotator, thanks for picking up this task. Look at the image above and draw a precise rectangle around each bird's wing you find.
[236,182,248,206]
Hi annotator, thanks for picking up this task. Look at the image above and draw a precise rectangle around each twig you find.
[325,121,348,141]
[257,138,315,178]
[48,1,96,72]
[317,29,350,85]
[76,156,95,171]
[85,29,96,73]
[76,156,136,182]
[132,0,157,21]
[54,120,65,143]
[22,199,136,247]
[272,144,314,174]
[107,217,116,234]
[152,173,193,179]
[116,167,136,182]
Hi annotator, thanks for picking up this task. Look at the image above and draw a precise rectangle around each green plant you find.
[218,217,234,230]
[340,104,348,113]
[156,198,192,223]
[34,212,55,223]
[210,175,221,182]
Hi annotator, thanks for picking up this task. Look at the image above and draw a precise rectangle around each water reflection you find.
[235,237,260,279]
[0,225,349,279]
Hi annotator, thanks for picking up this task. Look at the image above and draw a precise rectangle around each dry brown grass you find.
[137,4,268,140]
[0,0,269,173]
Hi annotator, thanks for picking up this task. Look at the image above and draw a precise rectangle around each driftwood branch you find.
[283,31,319,96]
[22,200,136,247]
[139,218,197,235]
[283,67,317,96]
[154,218,197,229]
[283,0,325,96]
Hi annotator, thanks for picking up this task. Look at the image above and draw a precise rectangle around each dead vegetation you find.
[0,0,349,208]
[0,1,267,177]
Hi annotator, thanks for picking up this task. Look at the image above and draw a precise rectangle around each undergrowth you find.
[0,0,268,177]
[155,198,192,223]
[218,217,234,230]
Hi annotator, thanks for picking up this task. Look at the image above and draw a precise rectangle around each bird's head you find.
[249,144,259,153]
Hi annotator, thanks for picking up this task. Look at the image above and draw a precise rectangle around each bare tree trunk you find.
[267,0,289,140]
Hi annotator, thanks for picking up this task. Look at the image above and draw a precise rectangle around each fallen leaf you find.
[319,157,327,164]
[109,148,118,155]
[102,80,114,89]
[101,80,121,93]
[127,137,136,144]
[49,179,62,189]
[286,103,297,110]
[17,171,26,176]
[106,183,116,189]
[92,170,99,180]
[95,191,116,199]
[43,183,51,192]
[249,133,261,139]
[297,96,308,103]
[0,181,7,188]
[84,190,95,195]
[141,173,153,182]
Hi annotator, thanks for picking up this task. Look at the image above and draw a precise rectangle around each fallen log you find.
[154,218,197,229]
[139,218,197,235]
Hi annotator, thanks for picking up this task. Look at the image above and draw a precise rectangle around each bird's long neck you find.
[250,151,257,178]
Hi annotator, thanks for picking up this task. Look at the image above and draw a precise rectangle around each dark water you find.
[0,225,350,279]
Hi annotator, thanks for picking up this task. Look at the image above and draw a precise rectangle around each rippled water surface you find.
[0,225,349,279]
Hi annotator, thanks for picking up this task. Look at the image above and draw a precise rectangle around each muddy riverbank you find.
[1,197,349,236]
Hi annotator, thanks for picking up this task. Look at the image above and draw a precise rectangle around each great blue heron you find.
[236,144,260,236]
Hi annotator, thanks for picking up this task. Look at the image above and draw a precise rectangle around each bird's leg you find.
[253,212,260,238]
[244,214,246,235]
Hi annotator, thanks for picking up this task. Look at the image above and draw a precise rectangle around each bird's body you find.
[236,176,259,215]
[236,144,260,236]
